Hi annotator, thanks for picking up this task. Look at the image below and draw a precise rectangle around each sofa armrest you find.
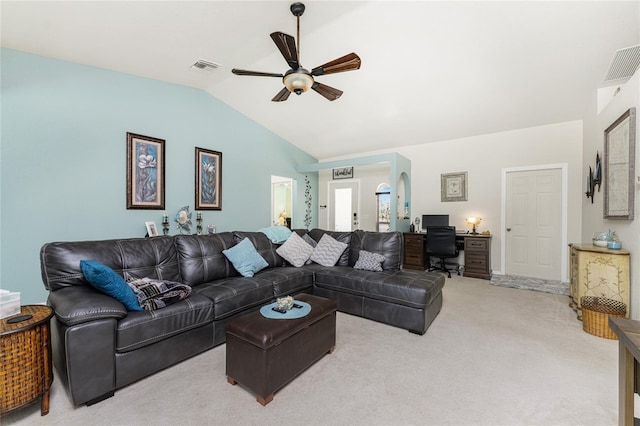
[48,286,127,327]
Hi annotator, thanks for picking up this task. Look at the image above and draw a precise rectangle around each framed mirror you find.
[604,108,636,220]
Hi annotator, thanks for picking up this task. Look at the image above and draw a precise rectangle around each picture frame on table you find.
[126,132,165,210]
[441,172,468,202]
[195,147,222,210]
[145,221,159,237]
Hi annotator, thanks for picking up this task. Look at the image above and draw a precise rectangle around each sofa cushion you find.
[126,277,192,310]
[115,293,214,352]
[41,236,180,291]
[313,267,445,309]
[353,250,386,272]
[307,229,352,266]
[193,276,274,320]
[223,238,269,278]
[233,231,284,268]
[80,260,142,311]
[310,234,348,267]
[348,230,402,270]
[276,232,314,267]
[255,267,315,296]
[175,233,238,286]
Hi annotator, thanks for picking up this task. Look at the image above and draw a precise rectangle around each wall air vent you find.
[604,45,640,83]
[190,59,220,71]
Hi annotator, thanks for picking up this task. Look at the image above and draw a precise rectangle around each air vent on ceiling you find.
[190,59,220,71]
[604,45,640,83]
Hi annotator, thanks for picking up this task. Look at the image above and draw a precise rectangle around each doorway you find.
[271,176,293,228]
[502,165,566,281]
[328,180,360,232]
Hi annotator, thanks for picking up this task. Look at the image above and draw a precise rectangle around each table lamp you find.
[466,217,481,234]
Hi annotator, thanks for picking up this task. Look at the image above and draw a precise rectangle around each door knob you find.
[506,227,512,232]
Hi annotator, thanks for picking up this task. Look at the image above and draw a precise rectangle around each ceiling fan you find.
[231,2,361,102]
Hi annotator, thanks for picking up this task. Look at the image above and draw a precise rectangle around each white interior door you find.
[328,181,359,232]
[505,168,562,280]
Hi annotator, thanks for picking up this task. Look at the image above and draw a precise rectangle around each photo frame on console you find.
[195,147,222,210]
[145,221,159,237]
[441,172,468,202]
[126,132,165,210]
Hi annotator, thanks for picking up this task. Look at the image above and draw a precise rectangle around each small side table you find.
[0,305,54,416]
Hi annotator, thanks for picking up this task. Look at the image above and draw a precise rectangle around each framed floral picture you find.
[126,133,165,209]
[195,147,222,210]
[441,171,468,202]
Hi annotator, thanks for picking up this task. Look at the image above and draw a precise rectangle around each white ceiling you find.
[2,1,639,160]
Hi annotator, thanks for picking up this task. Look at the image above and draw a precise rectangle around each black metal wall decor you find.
[585,166,594,203]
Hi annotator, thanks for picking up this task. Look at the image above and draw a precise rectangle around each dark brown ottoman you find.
[225,293,337,406]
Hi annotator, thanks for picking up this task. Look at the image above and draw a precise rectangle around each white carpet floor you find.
[3,275,619,426]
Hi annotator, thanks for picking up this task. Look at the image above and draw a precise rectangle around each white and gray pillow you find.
[276,232,314,267]
[309,234,348,267]
[353,250,386,272]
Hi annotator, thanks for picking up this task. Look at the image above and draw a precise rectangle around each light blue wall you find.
[1,48,318,304]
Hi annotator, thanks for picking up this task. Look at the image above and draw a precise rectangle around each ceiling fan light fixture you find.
[283,71,313,95]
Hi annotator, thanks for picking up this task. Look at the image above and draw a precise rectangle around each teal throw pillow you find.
[80,260,142,311]
[223,237,269,277]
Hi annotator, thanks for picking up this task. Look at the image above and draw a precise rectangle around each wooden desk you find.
[608,317,640,426]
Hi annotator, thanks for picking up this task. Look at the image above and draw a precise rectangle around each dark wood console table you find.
[608,317,640,426]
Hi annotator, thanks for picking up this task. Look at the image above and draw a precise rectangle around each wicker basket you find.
[581,296,626,340]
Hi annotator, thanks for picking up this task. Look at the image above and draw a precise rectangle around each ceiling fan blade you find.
[311,53,361,76]
[232,69,284,78]
[270,32,299,69]
[271,87,291,102]
[311,82,343,101]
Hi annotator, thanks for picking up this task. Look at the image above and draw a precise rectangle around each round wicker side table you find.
[0,305,54,416]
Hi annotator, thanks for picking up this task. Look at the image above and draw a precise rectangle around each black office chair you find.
[426,226,460,278]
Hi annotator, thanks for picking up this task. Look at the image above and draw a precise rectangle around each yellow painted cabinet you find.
[569,243,630,319]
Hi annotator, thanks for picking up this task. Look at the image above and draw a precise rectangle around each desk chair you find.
[426,226,460,278]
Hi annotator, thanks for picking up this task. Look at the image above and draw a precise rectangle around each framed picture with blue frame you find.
[195,147,222,210]
[126,132,165,209]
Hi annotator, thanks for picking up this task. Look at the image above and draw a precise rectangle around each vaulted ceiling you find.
[2,1,639,160]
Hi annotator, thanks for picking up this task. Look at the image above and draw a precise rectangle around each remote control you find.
[293,303,303,309]
[272,307,287,314]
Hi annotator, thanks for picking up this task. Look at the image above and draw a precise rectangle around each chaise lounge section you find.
[39,229,445,406]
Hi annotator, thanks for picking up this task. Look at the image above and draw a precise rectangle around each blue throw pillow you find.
[223,237,269,277]
[80,260,142,311]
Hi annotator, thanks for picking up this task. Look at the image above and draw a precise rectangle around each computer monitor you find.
[422,214,449,231]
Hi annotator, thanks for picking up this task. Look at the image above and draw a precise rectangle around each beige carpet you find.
[3,275,619,426]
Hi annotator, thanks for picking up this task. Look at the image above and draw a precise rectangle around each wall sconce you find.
[593,151,601,192]
[585,166,594,203]
[465,217,481,234]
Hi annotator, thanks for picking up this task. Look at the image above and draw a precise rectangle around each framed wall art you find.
[441,172,468,202]
[195,147,222,210]
[604,107,636,220]
[333,167,354,180]
[126,132,165,209]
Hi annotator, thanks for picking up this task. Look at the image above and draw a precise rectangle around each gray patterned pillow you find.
[276,232,314,267]
[309,234,348,267]
[353,250,386,272]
